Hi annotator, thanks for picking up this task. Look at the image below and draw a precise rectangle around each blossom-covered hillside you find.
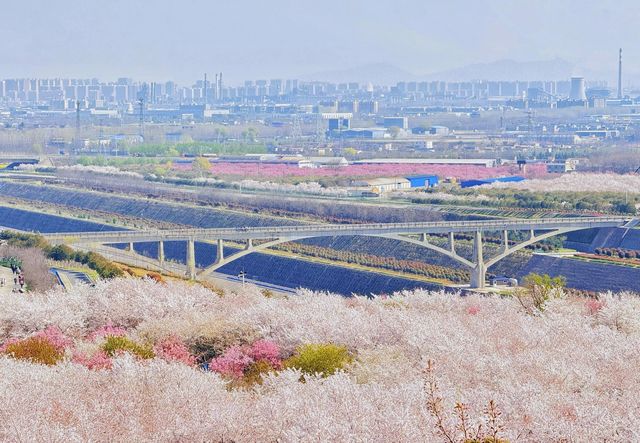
[0,279,638,442]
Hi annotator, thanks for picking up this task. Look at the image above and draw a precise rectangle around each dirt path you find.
[0,266,17,295]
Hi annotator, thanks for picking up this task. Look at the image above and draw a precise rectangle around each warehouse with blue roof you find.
[460,176,525,188]
[405,175,439,188]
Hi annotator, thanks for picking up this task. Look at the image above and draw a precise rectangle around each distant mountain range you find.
[305,59,625,85]
[423,58,576,82]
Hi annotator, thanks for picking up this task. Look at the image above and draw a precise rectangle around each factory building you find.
[358,177,411,193]
[429,125,450,136]
[337,128,387,139]
[405,175,439,188]
[546,159,578,173]
[383,117,409,130]
[359,100,379,114]
[460,176,525,188]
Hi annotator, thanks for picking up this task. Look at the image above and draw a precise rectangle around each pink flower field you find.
[175,161,548,181]
[0,278,639,441]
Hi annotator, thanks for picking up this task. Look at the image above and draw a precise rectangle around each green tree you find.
[343,147,357,157]
[516,273,566,313]
[192,157,211,176]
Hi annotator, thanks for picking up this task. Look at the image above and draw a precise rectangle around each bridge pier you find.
[215,239,224,264]
[470,231,486,289]
[186,239,196,279]
[41,217,634,289]
[502,230,509,253]
[158,240,165,264]
[128,242,134,253]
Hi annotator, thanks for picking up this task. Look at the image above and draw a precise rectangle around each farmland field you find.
[176,161,549,181]
[518,254,640,292]
[0,207,439,295]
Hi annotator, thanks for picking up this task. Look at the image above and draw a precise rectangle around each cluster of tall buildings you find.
[0,73,627,116]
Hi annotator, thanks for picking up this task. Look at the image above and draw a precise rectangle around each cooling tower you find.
[569,77,586,101]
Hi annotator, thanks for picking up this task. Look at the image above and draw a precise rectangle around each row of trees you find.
[0,232,122,279]
[47,173,450,224]
[275,242,470,283]
[594,247,640,260]
[127,140,266,157]
[417,188,639,215]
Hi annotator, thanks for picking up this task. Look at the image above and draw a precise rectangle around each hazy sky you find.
[1,0,638,84]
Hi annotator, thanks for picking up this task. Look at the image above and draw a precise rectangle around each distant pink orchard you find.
[175,161,548,181]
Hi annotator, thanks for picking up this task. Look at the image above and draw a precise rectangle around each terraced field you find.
[0,181,531,276]
[0,182,292,229]
[5,181,628,292]
[0,207,440,295]
[518,254,640,292]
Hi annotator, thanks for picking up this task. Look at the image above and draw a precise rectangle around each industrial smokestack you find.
[618,48,623,99]
[215,73,219,101]
[219,72,223,100]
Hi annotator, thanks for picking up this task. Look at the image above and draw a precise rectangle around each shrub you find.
[72,350,113,370]
[47,244,75,261]
[34,326,73,352]
[247,339,281,369]
[101,336,154,359]
[145,272,164,283]
[241,360,275,386]
[209,346,253,378]
[585,299,606,316]
[154,336,196,366]
[261,289,275,298]
[3,336,64,366]
[189,324,260,364]
[0,231,49,249]
[89,322,127,341]
[209,340,282,382]
[284,343,353,377]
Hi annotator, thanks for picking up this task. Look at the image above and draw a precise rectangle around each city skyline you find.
[2,0,639,84]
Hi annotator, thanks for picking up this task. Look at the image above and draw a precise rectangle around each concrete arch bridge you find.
[43,217,638,289]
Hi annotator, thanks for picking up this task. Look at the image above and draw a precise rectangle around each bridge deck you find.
[41,217,633,244]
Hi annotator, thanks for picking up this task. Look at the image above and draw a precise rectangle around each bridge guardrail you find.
[40,216,633,243]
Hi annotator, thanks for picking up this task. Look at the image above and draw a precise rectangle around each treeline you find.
[414,189,638,215]
[0,232,123,279]
[274,242,471,283]
[436,232,564,252]
[43,174,458,224]
[594,247,640,259]
[128,141,267,157]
